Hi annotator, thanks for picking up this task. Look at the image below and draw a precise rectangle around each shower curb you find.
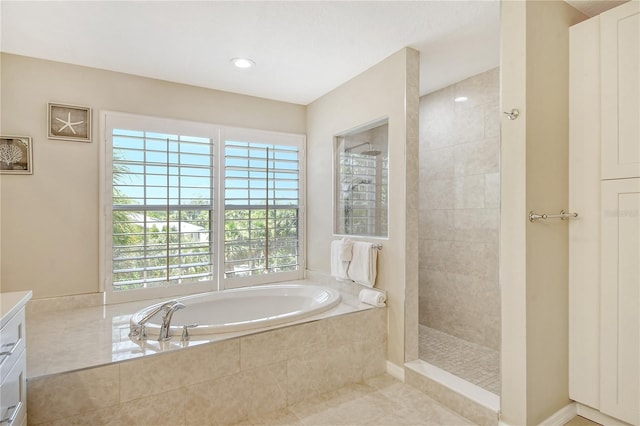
[404,360,499,426]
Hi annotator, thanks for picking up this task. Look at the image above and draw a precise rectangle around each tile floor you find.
[234,374,475,425]
[564,416,602,426]
[237,373,603,426]
[419,325,500,395]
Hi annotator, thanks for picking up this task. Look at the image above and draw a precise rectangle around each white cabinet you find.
[600,178,640,425]
[569,13,601,410]
[570,3,640,425]
[601,1,640,180]
[0,292,31,426]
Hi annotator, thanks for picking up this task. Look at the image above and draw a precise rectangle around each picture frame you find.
[48,102,92,142]
[0,136,33,175]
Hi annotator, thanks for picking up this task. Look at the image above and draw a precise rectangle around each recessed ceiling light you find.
[231,57,255,69]
[454,96,468,103]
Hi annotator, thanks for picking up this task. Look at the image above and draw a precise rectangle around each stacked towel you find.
[359,288,386,307]
[330,239,353,280]
[347,242,377,287]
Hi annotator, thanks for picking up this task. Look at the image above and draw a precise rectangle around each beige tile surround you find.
[28,306,387,425]
[418,67,501,351]
[26,279,367,379]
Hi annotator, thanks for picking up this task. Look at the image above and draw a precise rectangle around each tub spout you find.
[158,301,185,341]
[130,300,180,340]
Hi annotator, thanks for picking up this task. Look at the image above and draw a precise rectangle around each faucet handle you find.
[128,325,148,341]
[181,324,198,341]
[139,325,148,341]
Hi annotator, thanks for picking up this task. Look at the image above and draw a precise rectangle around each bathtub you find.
[130,283,341,337]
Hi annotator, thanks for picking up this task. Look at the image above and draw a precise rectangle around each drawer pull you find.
[0,339,21,366]
[0,402,22,425]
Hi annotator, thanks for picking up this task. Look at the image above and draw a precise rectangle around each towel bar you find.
[529,210,578,223]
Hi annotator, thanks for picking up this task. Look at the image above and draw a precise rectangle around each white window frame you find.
[100,111,305,303]
[219,127,306,290]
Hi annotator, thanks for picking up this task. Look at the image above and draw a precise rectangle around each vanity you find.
[1,291,32,426]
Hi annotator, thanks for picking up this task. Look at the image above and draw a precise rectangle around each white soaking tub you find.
[130,283,341,337]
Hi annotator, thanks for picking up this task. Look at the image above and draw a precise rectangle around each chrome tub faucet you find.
[129,300,185,342]
[158,301,185,341]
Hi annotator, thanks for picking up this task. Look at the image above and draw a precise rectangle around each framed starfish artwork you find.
[48,103,92,142]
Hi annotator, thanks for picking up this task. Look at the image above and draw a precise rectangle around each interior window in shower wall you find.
[334,119,389,237]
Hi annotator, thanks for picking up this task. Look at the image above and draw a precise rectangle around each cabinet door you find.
[601,1,640,180]
[569,14,601,410]
[601,178,640,425]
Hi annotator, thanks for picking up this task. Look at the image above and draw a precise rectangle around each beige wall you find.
[418,67,501,351]
[306,48,420,367]
[0,53,306,298]
[500,1,587,424]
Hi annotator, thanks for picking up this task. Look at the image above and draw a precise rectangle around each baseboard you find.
[386,361,405,382]
[498,402,577,426]
[510,401,634,426]
[577,403,633,426]
[538,402,577,426]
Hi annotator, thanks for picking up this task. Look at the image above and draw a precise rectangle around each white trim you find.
[99,112,107,293]
[404,359,500,412]
[577,403,634,426]
[223,271,303,290]
[218,127,306,290]
[537,402,577,426]
[100,110,307,304]
[504,402,636,426]
[102,111,219,304]
[386,361,405,382]
[332,116,389,238]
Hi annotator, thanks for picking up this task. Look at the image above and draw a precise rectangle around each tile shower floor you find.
[419,325,501,395]
[234,374,475,425]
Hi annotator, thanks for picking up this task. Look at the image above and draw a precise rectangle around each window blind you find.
[224,140,300,278]
[111,128,214,290]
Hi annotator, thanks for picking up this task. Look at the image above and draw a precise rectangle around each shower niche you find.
[334,118,388,237]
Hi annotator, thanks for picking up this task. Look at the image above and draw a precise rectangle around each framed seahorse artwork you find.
[0,136,33,175]
[47,103,92,142]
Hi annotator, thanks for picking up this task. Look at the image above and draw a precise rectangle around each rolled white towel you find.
[359,289,386,307]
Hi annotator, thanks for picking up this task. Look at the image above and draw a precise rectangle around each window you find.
[336,150,388,236]
[334,119,388,237]
[222,130,304,287]
[102,113,304,302]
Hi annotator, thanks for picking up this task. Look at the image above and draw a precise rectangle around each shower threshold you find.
[418,325,500,395]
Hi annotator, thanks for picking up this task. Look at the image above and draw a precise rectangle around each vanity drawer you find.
[0,308,25,381]
[0,351,26,426]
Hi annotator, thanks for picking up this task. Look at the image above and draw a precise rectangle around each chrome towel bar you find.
[529,210,579,223]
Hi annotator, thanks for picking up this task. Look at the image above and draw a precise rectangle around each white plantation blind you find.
[110,128,215,290]
[103,112,305,300]
[224,139,302,279]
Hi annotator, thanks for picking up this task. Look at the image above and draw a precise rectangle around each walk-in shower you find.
[418,67,501,395]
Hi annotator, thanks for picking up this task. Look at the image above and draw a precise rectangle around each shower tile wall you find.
[419,67,500,351]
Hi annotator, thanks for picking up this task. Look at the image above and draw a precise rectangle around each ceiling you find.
[0,1,627,105]
[565,0,629,16]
